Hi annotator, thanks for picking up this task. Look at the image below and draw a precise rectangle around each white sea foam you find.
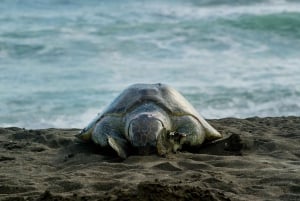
[1,108,102,129]
[146,1,300,21]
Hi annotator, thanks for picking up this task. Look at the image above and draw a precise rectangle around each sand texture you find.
[0,117,300,201]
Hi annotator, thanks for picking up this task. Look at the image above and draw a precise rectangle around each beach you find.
[0,116,299,201]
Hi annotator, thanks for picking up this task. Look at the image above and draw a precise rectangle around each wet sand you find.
[0,117,300,201]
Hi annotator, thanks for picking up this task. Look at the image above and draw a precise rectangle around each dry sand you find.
[0,117,299,201]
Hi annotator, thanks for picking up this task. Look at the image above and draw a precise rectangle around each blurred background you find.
[0,0,300,128]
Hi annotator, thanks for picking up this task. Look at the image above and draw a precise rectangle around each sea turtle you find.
[77,83,222,158]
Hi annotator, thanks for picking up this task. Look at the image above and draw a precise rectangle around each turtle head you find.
[127,113,165,149]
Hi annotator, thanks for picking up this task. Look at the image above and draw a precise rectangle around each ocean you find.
[1,0,300,129]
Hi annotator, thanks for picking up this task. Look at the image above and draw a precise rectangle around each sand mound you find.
[0,117,299,201]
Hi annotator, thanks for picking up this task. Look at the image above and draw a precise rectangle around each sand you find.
[0,117,299,201]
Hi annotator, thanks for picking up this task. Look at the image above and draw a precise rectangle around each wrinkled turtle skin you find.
[77,83,222,158]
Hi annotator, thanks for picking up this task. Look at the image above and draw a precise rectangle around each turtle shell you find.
[102,83,197,116]
[82,83,221,142]
[100,83,220,138]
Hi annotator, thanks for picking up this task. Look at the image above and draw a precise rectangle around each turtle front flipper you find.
[91,116,129,159]
[76,127,93,142]
[107,136,128,159]
[76,112,102,142]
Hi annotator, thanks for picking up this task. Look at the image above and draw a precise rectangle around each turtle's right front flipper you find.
[107,136,129,159]
[92,116,129,159]
[76,112,102,142]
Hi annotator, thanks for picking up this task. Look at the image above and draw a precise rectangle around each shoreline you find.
[1,116,300,201]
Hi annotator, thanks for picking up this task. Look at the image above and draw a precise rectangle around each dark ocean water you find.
[1,0,300,128]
